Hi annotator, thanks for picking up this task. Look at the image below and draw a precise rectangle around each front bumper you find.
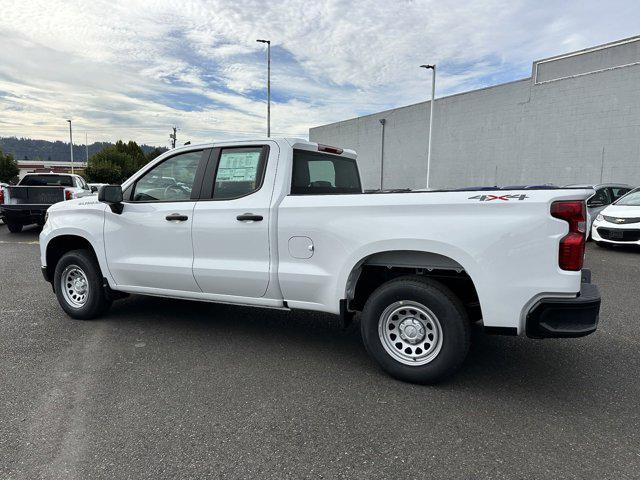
[526,271,601,338]
[592,221,640,245]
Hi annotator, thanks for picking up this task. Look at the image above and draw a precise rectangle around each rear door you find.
[191,144,275,298]
[104,148,209,292]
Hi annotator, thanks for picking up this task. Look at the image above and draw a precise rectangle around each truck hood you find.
[601,204,640,217]
[48,196,104,213]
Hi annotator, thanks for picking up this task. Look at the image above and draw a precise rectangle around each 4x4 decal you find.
[468,194,529,202]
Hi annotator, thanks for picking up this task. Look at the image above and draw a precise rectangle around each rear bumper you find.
[526,271,601,338]
[1,205,49,224]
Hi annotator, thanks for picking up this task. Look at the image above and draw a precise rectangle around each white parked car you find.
[592,187,640,246]
[565,183,633,235]
[39,138,600,383]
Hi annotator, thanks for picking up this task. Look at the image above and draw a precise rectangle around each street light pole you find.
[379,119,386,190]
[420,64,436,189]
[85,132,89,162]
[66,120,74,174]
[257,39,271,137]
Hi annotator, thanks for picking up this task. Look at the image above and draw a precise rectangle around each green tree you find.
[115,140,148,170]
[0,149,19,184]
[85,161,122,184]
[78,139,162,184]
[85,146,133,184]
[145,147,166,162]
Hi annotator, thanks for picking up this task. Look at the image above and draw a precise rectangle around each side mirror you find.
[98,185,124,214]
[91,186,98,193]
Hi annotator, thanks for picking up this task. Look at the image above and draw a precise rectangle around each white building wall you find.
[309,36,640,190]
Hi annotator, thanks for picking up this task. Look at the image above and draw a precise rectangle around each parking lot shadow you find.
[100,294,626,401]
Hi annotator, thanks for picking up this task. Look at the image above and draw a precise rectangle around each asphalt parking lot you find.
[1,225,639,479]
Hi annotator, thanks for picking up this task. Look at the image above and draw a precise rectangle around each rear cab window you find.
[291,149,361,195]
[20,175,73,187]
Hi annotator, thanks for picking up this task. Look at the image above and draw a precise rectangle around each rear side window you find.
[20,175,73,187]
[212,147,267,200]
[291,150,361,195]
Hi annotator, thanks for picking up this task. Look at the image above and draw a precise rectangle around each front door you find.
[104,149,208,292]
[192,145,275,298]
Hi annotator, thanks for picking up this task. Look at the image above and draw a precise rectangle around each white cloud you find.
[0,0,638,147]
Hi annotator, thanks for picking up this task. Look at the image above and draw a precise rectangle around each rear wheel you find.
[6,222,23,233]
[54,249,112,319]
[360,276,470,384]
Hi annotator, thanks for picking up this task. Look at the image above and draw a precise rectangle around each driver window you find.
[132,151,202,202]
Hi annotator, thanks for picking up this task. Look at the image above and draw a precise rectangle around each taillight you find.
[318,144,343,155]
[65,190,73,201]
[551,200,586,271]
[0,188,4,205]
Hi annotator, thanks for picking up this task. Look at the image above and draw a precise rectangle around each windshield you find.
[615,188,640,206]
[20,175,74,187]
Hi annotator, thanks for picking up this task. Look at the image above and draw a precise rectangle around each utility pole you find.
[379,119,386,190]
[66,119,74,174]
[256,39,271,137]
[169,126,177,148]
[420,64,436,189]
[85,132,89,162]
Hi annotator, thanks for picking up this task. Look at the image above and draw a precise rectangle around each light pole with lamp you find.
[420,64,436,189]
[256,39,271,137]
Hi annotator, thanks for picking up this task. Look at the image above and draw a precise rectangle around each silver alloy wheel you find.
[378,300,443,366]
[60,264,89,308]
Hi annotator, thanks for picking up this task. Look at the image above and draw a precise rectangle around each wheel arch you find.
[45,234,101,285]
[342,247,483,322]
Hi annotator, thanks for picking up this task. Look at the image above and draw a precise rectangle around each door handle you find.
[236,213,263,222]
[166,213,189,222]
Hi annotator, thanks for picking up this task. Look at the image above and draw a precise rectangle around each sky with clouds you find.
[0,0,639,148]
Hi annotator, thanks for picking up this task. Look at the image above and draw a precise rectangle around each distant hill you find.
[0,137,164,162]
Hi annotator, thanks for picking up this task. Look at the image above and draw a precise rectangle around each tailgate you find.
[7,186,65,205]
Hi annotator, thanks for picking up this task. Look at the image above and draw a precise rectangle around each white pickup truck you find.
[39,138,601,383]
[1,172,93,232]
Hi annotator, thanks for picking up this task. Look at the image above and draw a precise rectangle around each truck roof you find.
[169,138,357,158]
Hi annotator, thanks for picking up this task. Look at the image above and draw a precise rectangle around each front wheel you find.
[360,276,470,384]
[6,222,23,233]
[54,249,112,319]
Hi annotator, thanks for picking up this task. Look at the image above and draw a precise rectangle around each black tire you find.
[6,222,23,233]
[360,276,470,384]
[54,249,112,320]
